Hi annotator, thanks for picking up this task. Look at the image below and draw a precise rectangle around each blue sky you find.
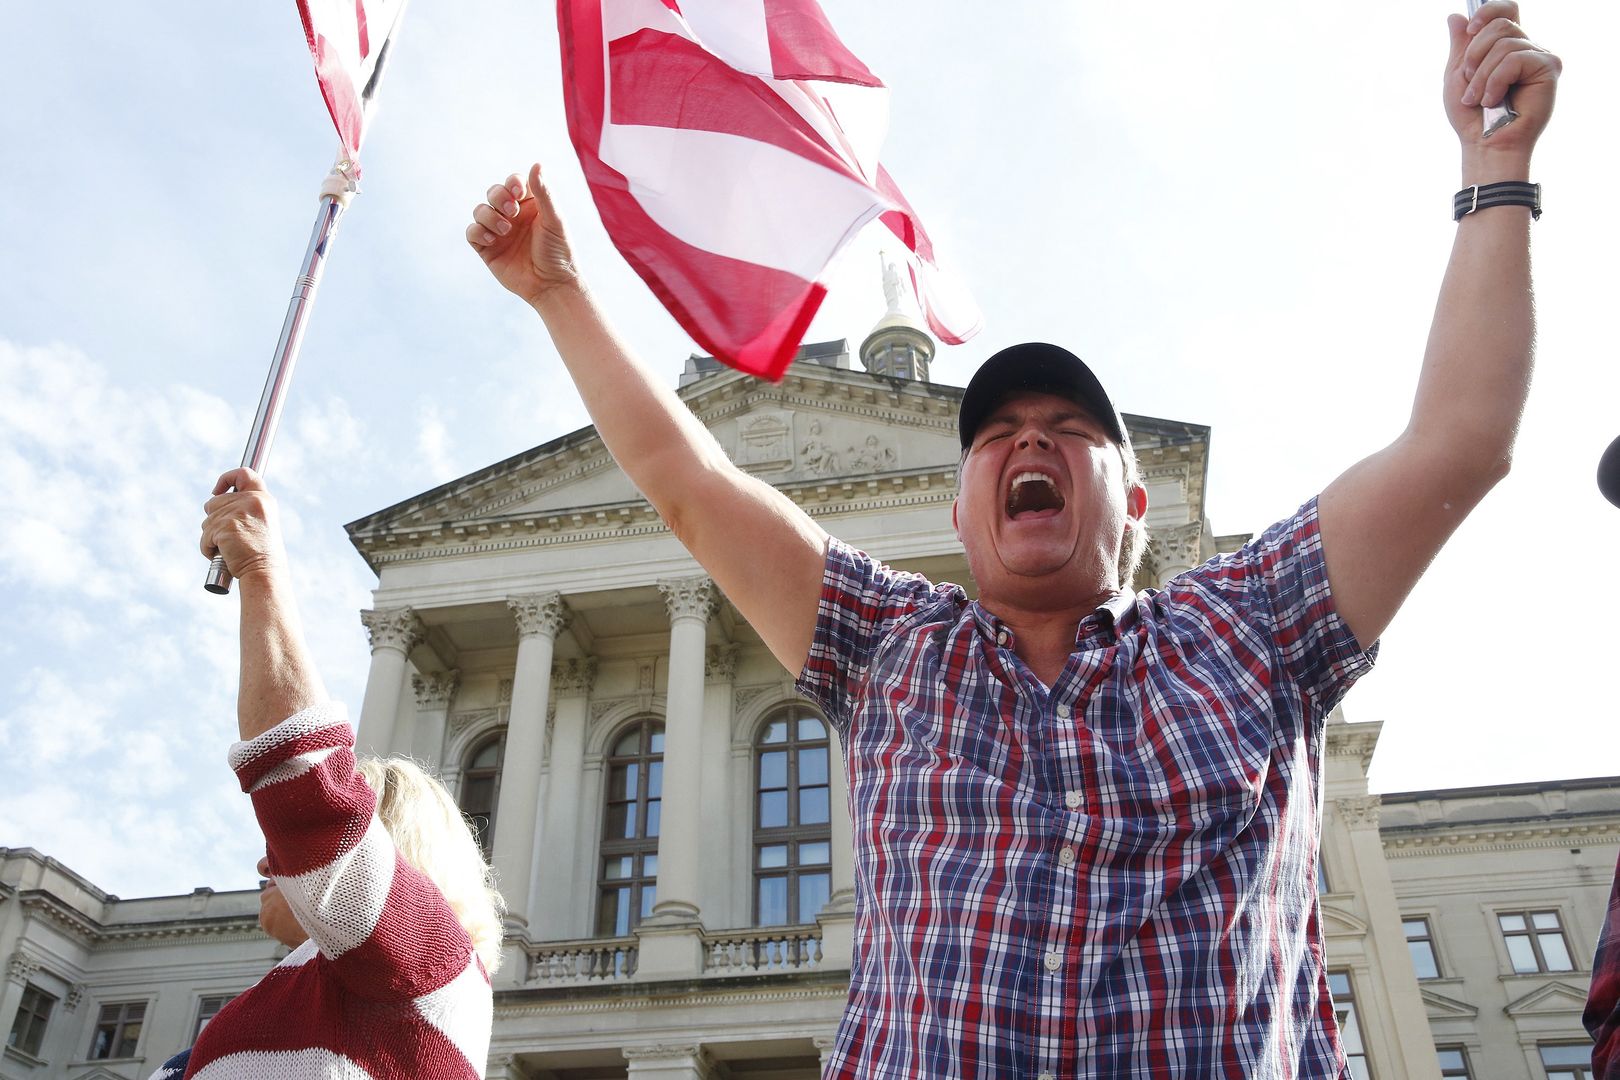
[2,2,1616,899]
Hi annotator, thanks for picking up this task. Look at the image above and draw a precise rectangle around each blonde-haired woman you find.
[153,468,504,1079]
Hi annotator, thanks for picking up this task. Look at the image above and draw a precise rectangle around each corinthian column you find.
[357,607,423,756]
[492,592,569,932]
[647,576,717,928]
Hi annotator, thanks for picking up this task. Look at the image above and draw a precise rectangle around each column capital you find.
[551,657,599,697]
[704,644,739,683]
[1334,794,1383,829]
[509,592,571,640]
[1147,520,1204,582]
[658,576,717,624]
[412,669,460,708]
[6,950,39,986]
[361,606,423,653]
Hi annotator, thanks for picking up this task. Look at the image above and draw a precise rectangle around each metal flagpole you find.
[1466,0,1519,136]
[204,155,360,594]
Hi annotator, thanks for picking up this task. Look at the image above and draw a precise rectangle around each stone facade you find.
[3,336,1611,1079]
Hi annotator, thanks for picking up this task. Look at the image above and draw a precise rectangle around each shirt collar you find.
[969,589,1137,648]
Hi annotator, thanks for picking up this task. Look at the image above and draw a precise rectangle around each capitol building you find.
[3,308,1615,1080]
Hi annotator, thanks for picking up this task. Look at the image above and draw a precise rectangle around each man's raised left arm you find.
[1318,0,1561,647]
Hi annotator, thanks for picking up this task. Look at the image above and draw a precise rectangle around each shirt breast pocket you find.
[1087,668,1274,850]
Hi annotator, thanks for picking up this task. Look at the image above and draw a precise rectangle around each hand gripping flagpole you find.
[1466,0,1519,136]
[204,155,360,595]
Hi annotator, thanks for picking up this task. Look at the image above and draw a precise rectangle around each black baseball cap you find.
[958,342,1128,451]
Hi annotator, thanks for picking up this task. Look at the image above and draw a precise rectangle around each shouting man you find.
[465,4,1559,1075]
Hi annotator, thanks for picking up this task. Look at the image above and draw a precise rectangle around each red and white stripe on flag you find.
[296,0,408,157]
[559,0,981,380]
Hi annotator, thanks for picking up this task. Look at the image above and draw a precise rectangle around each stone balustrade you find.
[703,925,824,975]
[525,937,639,985]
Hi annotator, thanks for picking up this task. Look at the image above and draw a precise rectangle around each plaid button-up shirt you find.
[798,498,1375,1078]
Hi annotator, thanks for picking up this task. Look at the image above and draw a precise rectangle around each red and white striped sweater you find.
[156,703,492,1079]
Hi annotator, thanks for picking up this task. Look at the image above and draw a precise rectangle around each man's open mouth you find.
[1006,471,1065,519]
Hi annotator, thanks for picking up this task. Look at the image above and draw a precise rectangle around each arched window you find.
[596,719,664,937]
[458,734,504,859]
[754,707,832,926]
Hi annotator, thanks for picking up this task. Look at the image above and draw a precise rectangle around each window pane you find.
[760,751,788,789]
[461,776,493,812]
[607,764,637,801]
[762,720,788,744]
[614,729,641,755]
[640,886,657,919]
[1540,1044,1592,1067]
[127,1003,146,1021]
[91,1028,112,1059]
[758,876,788,925]
[646,798,661,837]
[799,872,830,921]
[604,802,632,840]
[643,853,658,878]
[1327,972,1351,997]
[603,855,634,880]
[470,740,501,768]
[1402,919,1428,936]
[1532,911,1562,930]
[798,716,827,741]
[1505,934,1540,973]
[758,844,789,869]
[799,841,830,865]
[760,790,788,828]
[1498,913,1527,932]
[117,1022,142,1058]
[1408,940,1440,980]
[1436,1049,1466,1070]
[598,888,630,936]
[648,728,665,754]
[1538,933,1574,971]
[799,746,829,786]
[647,761,663,798]
[800,785,830,825]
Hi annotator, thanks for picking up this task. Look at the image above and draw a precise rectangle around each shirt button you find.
[1055,703,1071,719]
[1039,1073,1055,1080]
[1065,790,1082,810]
[1058,846,1076,866]
[996,630,1009,646]
[1044,951,1062,972]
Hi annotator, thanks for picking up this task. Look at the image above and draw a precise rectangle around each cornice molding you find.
[1381,819,1620,857]
[351,468,960,568]
[17,892,262,951]
[1327,724,1381,772]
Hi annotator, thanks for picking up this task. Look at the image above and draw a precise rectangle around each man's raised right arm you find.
[467,165,828,673]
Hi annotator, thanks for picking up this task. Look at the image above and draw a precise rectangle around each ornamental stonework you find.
[360,606,423,653]
[1334,795,1382,828]
[412,669,460,708]
[659,576,717,623]
[1147,521,1204,577]
[552,657,599,696]
[6,950,39,986]
[509,592,571,639]
[705,644,739,682]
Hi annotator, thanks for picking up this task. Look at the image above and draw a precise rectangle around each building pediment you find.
[1422,987,1480,1020]
[1504,980,1592,1016]
[1318,902,1370,937]
[346,362,965,571]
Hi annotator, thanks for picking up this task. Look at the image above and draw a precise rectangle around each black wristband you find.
[1453,181,1542,222]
